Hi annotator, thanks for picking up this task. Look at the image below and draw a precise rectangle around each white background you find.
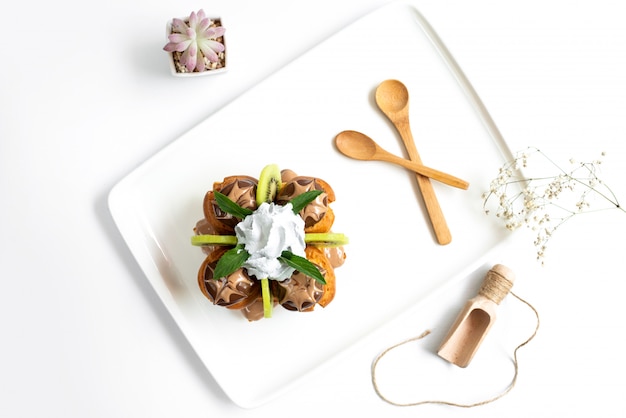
[2,0,626,417]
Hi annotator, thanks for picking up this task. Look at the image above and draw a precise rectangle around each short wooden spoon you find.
[335,130,468,190]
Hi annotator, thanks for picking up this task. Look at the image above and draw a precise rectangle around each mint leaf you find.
[213,245,249,279]
[214,191,254,219]
[289,190,323,214]
[279,251,326,284]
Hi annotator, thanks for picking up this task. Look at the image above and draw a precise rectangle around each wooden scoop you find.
[437,264,515,368]
[335,130,469,190]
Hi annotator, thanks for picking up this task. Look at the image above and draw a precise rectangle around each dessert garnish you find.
[192,164,348,320]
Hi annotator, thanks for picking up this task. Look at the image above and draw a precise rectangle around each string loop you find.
[371,291,540,408]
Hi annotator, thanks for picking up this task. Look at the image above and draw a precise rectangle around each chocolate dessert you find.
[192,164,347,321]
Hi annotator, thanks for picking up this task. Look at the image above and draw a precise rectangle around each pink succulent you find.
[163,10,225,72]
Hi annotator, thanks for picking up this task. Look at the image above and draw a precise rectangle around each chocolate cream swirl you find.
[276,177,329,229]
[204,176,258,231]
[272,267,326,312]
[199,255,260,308]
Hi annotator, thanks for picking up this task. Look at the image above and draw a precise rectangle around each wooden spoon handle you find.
[396,120,452,245]
[390,156,469,190]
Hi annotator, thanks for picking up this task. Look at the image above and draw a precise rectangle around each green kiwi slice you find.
[191,235,237,246]
[256,164,282,204]
[255,164,283,319]
[304,233,349,247]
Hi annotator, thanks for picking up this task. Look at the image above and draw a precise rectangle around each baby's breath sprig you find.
[482,147,625,264]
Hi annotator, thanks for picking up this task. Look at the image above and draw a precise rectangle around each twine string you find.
[479,268,514,304]
[371,291,540,408]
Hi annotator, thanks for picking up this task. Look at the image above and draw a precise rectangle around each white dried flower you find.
[483,147,624,263]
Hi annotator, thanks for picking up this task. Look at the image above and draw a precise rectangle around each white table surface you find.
[2,0,626,416]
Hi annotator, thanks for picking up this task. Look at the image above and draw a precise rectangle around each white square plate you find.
[109,1,513,408]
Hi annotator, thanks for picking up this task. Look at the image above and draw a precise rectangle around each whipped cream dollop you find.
[235,202,306,281]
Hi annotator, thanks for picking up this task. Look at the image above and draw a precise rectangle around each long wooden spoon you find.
[375,79,452,245]
[335,130,468,190]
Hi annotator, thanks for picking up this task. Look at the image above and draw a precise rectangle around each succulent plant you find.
[163,9,226,73]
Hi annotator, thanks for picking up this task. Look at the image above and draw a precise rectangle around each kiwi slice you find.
[305,233,349,247]
[256,164,282,204]
[261,278,272,318]
[255,164,283,319]
[191,235,238,246]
